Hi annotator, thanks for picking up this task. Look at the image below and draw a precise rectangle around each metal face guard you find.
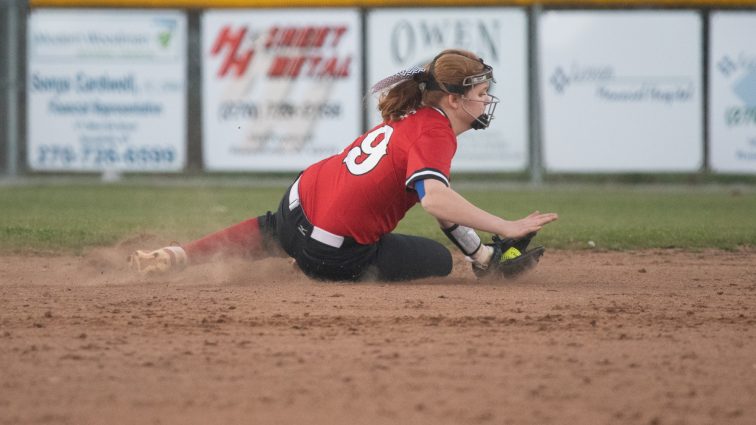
[462,93,500,130]
[461,64,495,88]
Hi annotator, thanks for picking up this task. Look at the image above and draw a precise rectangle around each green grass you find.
[0,184,754,254]
[398,187,756,250]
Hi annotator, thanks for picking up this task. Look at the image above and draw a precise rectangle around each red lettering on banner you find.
[312,27,329,48]
[213,25,352,80]
[280,28,297,47]
[264,26,278,49]
[211,26,254,78]
[263,26,348,49]
[267,56,287,77]
[289,57,308,77]
[268,55,351,79]
[330,26,347,47]
[306,57,322,76]
[269,56,307,78]
[296,27,315,48]
[319,56,350,78]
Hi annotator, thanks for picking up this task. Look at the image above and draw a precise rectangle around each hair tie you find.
[369,65,426,94]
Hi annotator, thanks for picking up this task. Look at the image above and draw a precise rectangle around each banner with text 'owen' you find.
[366,8,529,172]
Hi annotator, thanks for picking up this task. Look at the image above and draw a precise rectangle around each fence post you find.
[528,3,544,185]
[3,0,22,179]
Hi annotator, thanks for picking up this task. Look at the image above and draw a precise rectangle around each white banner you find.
[27,9,186,172]
[540,11,703,172]
[366,8,529,172]
[202,9,361,171]
[709,12,756,174]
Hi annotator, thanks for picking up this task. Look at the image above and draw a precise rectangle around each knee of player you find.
[432,244,454,277]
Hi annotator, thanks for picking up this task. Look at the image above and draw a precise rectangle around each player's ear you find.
[446,93,461,110]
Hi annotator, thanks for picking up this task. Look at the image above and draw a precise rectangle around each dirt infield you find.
[1,246,755,425]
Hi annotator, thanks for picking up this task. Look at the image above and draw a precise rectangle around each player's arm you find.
[417,178,558,239]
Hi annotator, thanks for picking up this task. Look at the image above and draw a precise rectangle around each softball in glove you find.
[472,233,545,279]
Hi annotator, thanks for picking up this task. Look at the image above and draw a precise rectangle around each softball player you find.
[129,49,558,281]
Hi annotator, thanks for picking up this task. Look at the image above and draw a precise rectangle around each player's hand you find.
[501,211,558,239]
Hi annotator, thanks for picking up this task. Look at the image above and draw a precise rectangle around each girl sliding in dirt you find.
[129,49,557,281]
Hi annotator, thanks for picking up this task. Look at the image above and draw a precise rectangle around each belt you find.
[288,177,345,249]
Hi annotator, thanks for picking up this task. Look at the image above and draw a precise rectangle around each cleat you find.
[128,246,187,275]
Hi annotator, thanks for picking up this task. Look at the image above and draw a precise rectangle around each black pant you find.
[259,181,452,282]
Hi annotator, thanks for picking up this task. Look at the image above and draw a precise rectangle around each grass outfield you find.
[0,183,754,254]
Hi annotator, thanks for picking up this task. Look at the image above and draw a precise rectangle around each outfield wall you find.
[4,2,756,175]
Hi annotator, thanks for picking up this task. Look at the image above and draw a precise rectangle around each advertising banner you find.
[540,11,702,172]
[202,9,361,171]
[366,8,529,172]
[709,12,756,174]
[27,9,186,172]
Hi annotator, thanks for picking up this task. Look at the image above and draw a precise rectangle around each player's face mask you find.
[462,88,499,131]
[425,56,500,130]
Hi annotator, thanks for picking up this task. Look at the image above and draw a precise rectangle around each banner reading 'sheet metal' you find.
[366,9,529,172]
[709,12,756,174]
[27,9,186,172]
[202,10,361,171]
[540,11,702,172]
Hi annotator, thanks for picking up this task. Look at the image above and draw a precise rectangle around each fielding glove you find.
[472,233,545,279]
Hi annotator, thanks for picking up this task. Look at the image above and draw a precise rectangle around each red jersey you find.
[298,107,457,245]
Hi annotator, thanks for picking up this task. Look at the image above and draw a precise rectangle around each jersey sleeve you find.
[405,123,457,190]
